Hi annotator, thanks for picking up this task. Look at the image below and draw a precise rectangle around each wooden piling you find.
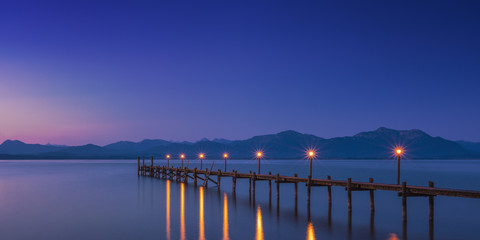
[150,156,154,176]
[429,181,434,221]
[232,170,237,193]
[249,171,252,198]
[268,172,272,208]
[370,207,375,238]
[347,178,352,212]
[276,173,280,207]
[327,175,332,205]
[252,172,256,203]
[429,181,434,240]
[194,168,197,186]
[217,170,221,189]
[307,175,312,209]
[294,173,298,214]
[137,157,140,175]
[184,167,188,183]
[402,181,407,223]
[369,178,375,212]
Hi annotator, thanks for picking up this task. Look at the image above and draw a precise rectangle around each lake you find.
[0,159,479,240]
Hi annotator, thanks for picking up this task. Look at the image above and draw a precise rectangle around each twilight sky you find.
[1,1,479,145]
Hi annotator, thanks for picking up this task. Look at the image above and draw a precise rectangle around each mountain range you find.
[1,127,479,159]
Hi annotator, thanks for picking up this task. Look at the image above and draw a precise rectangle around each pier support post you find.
[252,172,256,204]
[402,181,407,240]
[307,175,312,211]
[402,181,407,222]
[249,171,252,200]
[150,156,153,176]
[194,168,197,186]
[218,170,221,189]
[429,181,434,240]
[294,173,298,215]
[232,170,237,193]
[276,173,280,211]
[327,175,332,205]
[347,178,352,212]
[137,157,140,175]
[268,172,272,207]
[369,178,375,212]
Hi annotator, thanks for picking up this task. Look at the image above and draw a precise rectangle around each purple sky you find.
[1,1,480,145]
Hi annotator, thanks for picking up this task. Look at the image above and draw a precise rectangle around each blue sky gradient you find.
[1,1,479,145]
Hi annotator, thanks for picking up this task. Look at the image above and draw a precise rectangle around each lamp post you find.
[180,154,185,168]
[199,153,205,170]
[166,154,171,167]
[223,153,228,172]
[308,150,315,178]
[395,148,403,185]
[256,152,262,174]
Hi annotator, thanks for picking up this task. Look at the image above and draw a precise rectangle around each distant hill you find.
[457,141,480,153]
[104,139,171,153]
[1,127,479,159]
[0,140,66,155]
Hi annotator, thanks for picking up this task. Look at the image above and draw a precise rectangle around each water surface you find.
[0,159,479,240]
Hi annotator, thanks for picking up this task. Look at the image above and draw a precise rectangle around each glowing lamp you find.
[199,154,204,159]
[180,154,185,159]
[308,151,315,157]
[223,153,228,172]
[166,154,171,159]
[256,151,263,174]
[396,149,402,155]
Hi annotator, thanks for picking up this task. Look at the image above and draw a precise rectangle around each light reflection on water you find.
[256,205,264,240]
[166,180,171,240]
[387,233,400,240]
[307,222,316,240]
[199,187,205,240]
[223,193,229,240]
[181,183,186,240]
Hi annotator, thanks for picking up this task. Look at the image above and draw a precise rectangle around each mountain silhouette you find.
[0,127,478,159]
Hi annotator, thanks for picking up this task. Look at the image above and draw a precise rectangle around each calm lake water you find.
[0,159,479,240]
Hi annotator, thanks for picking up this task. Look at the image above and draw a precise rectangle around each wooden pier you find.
[138,156,480,240]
